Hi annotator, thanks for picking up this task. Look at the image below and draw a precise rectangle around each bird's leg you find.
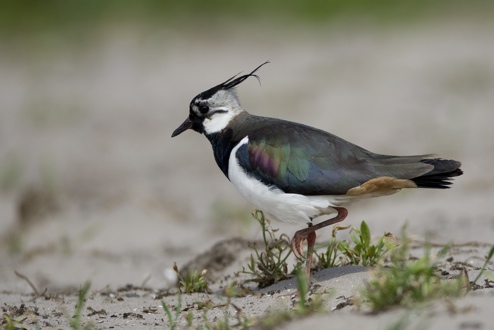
[305,228,316,279]
[291,207,349,279]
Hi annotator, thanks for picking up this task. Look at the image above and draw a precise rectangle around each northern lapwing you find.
[172,62,463,281]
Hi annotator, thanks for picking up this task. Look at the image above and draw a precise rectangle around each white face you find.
[202,109,240,135]
[192,89,243,135]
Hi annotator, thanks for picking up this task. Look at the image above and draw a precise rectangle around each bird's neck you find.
[205,111,252,179]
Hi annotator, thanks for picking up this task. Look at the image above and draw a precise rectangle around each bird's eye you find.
[199,104,209,114]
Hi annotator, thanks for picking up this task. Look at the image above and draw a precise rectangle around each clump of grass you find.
[314,221,395,269]
[361,227,469,311]
[241,210,292,288]
[338,221,396,266]
[242,213,395,286]
[173,263,211,294]
[313,237,341,269]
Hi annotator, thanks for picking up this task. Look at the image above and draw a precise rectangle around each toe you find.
[290,235,306,260]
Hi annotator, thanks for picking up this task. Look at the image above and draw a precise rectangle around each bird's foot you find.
[290,231,307,261]
[290,226,317,260]
[291,229,317,284]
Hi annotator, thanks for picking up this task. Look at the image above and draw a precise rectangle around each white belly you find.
[228,137,353,226]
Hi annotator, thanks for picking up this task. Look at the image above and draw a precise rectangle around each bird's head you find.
[172,61,269,137]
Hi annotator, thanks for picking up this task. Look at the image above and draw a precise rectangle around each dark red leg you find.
[291,207,348,280]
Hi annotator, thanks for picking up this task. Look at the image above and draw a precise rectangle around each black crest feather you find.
[197,61,269,100]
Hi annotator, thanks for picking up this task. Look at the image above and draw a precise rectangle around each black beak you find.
[171,117,193,137]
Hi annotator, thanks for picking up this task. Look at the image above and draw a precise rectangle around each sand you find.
[1,18,493,329]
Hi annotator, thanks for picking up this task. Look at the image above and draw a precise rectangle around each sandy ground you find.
[1,18,494,329]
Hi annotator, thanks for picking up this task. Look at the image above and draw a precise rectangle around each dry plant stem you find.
[14,270,40,296]
[291,207,348,280]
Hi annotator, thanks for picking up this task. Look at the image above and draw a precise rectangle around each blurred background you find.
[1,1,493,291]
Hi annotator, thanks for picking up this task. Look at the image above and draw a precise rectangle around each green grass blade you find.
[471,245,494,286]
[162,300,175,330]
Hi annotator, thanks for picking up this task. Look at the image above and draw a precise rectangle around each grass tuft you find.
[313,237,341,269]
[314,221,396,269]
[242,213,396,287]
[337,220,396,267]
[241,210,292,288]
[173,263,211,294]
[361,226,468,311]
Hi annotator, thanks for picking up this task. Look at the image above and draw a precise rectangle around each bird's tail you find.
[411,159,463,189]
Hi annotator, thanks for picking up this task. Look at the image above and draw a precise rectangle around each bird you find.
[171,62,463,281]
